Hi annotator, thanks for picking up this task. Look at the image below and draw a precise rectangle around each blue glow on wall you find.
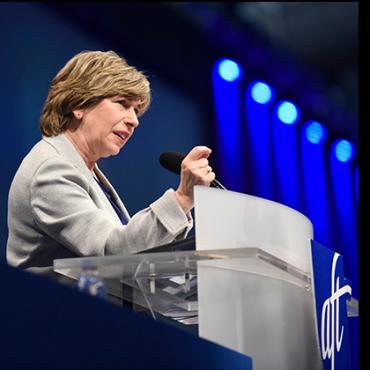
[276,101,300,125]
[305,120,326,144]
[301,127,332,248]
[212,61,244,191]
[250,81,273,104]
[245,81,275,199]
[334,139,355,162]
[330,149,358,298]
[212,57,359,370]
[217,58,242,82]
[272,102,303,210]
[355,165,358,204]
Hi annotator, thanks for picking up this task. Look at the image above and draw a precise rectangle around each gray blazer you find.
[6,134,192,274]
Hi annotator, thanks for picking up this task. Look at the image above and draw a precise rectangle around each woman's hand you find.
[174,146,216,214]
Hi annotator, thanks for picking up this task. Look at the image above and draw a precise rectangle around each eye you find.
[116,99,127,107]
[115,98,140,117]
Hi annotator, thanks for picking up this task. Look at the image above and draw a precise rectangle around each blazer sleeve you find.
[30,156,193,257]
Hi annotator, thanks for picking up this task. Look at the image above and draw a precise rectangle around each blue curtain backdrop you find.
[212,67,358,370]
[212,69,358,298]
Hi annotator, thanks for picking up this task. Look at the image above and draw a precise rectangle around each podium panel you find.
[197,258,321,370]
[54,246,327,369]
[53,187,358,369]
[194,186,313,273]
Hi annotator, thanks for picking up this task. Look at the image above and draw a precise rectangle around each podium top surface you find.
[54,246,311,288]
[53,246,358,317]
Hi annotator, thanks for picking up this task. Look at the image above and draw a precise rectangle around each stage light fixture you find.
[334,139,355,162]
[276,101,299,125]
[305,120,326,144]
[217,58,242,82]
[250,81,273,104]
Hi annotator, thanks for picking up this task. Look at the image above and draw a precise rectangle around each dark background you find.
[0,2,358,258]
[0,1,360,367]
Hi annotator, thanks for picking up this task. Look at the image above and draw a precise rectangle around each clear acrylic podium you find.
[54,245,324,370]
[54,246,311,325]
[54,186,358,370]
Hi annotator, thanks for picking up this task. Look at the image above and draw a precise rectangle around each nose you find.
[125,107,139,129]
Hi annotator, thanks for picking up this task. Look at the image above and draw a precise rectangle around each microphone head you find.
[159,152,185,175]
[159,151,227,190]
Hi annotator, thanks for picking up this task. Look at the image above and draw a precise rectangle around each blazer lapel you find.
[42,134,123,224]
[94,164,131,222]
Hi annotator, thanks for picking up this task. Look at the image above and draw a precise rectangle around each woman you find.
[6,50,215,276]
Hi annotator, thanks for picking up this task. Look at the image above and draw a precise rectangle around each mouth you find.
[113,131,127,143]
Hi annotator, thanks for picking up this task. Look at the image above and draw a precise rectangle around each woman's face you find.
[76,96,140,160]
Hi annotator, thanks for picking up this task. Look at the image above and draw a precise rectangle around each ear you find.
[72,109,84,120]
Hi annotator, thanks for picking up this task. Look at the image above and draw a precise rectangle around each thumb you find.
[186,146,212,161]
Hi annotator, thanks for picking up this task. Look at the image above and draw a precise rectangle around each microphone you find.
[159,151,227,190]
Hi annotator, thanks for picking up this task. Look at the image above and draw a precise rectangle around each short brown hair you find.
[39,50,151,136]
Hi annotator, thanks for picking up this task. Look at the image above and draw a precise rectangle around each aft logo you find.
[311,241,352,370]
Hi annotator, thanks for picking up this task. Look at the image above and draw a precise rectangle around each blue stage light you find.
[217,58,242,82]
[276,101,299,124]
[334,139,355,162]
[305,121,326,144]
[250,81,273,104]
